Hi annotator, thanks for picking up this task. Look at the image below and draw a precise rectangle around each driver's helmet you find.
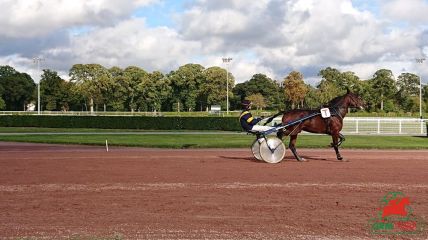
[241,100,252,110]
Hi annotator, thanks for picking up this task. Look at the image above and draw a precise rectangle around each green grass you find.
[0,133,426,149]
[0,127,225,133]
[0,127,231,133]
[0,127,137,133]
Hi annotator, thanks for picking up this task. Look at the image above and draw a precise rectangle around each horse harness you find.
[323,107,344,134]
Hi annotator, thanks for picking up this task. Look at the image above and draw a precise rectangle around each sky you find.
[0,0,427,85]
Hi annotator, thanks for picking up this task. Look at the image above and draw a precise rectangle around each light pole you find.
[33,57,44,115]
[416,58,425,119]
[222,57,232,114]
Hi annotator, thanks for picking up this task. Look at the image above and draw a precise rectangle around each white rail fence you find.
[342,118,426,135]
[272,117,427,136]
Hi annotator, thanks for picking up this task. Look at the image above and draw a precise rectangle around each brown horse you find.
[274,90,364,162]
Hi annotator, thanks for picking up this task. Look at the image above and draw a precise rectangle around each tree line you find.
[0,64,427,114]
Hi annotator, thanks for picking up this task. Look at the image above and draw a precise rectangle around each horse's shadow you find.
[219,154,339,163]
[285,154,340,162]
[218,156,266,163]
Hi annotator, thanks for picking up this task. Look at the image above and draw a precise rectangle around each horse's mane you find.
[328,95,345,107]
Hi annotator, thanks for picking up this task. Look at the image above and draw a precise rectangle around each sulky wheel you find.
[251,139,263,161]
[259,137,286,164]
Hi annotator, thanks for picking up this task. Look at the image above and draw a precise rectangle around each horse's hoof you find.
[338,157,348,162]
[297,158,307,162]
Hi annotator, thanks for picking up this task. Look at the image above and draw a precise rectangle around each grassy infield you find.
[0,127,426,149]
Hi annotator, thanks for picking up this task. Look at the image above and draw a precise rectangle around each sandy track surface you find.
[0,142,427,239]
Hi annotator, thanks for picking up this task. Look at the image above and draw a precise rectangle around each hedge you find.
[0,115,242,131]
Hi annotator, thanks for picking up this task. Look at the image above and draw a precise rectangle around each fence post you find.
[377,119,381,134]
[356,119,359,134]
[399,120,402,134]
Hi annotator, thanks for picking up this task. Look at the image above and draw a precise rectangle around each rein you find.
[263,94,358,125]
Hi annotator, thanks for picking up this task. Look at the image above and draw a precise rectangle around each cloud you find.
[0,0,158,38]
[0,0,427,85]
[380,0,428,24]
[177,0,428,83]
[65,18,201,72]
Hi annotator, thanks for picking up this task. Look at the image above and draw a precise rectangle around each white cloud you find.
[0,0,427,85]
[0,0,158,38]
[65,18,201,72]
[381,0,428,24]
[178,0,427,83]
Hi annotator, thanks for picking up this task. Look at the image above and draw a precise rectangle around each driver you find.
[239,100,274,133]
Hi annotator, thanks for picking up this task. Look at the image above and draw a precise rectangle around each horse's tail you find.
[263,111,284,126]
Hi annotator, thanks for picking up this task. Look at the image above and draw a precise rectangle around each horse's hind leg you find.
[289,135,306,162]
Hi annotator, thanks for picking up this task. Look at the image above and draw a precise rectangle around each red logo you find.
[369,192,425,235]
[381,197,410,219]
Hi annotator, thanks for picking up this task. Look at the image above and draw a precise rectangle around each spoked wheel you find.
[251,139,262,161]
[259,137,286,164]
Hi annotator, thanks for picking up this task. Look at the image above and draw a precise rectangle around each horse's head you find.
[343,89,364,110]
[329,89,365,110]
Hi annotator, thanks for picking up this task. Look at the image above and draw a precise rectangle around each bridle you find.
[327,95,361,121]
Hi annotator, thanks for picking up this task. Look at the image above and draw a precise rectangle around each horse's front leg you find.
[289,134,306,162]
[331,133,345,161]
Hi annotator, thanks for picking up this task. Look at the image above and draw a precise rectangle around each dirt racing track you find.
[1,142,428,240]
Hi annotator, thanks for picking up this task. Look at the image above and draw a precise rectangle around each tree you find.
[0,99,5,110]
[317,81,340,105]
[233,73,279,109]
[369,69,397,111]
[318,67,362,94]
[106,66,152,112]
[199,66,234,111]
[122,66,149,111]
[106,66,127,111]
[168,64,205,112]
[318,67,343,90]
[397,73,419,96]
[66,82,86,111]
[69,64,112,113]
[137,71,171,112]
[423,85,428,113]
[40,69,71,111]
[357,80,375,111]
[341,71,363,93]
[395,73,420,112]
[303,85,320,109]
[0,65,35,110]
[283,71,308,109]
[246,93,266,110]
[0,87,5,110]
